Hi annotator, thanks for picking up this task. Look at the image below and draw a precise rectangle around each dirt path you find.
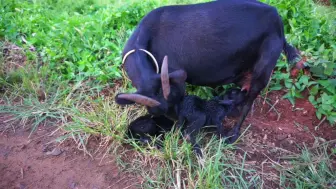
[0,126,140,189]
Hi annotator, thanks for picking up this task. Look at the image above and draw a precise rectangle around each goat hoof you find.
[192,144,203,157]
[193,147,203,158]
[223,130,240,144]
[224,136,239,144]
[154,143,163,150]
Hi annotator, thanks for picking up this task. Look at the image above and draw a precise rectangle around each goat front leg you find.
[214,117,227,139]
[223,101,253,144]
[183,114,206,157]
[176,115,185,130]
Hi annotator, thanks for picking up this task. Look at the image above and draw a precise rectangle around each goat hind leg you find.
[223,36,283,144]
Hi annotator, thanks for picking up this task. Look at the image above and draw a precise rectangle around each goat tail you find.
[277,13,302,66]
[283,40,301,65]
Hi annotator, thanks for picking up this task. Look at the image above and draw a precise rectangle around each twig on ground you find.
[266,98,280,114]
[260,74,273,113]
[315,116,326,130]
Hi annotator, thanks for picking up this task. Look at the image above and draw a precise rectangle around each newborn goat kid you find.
[127,114,175,148]
[127,88,246,157]
[175,88,246,156]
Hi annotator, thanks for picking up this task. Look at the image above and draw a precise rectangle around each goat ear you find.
[153,69,187,83]
[169,69,187,83]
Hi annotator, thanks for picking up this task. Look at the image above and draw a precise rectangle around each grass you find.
[0,0,336,188]
[276,140,336,188]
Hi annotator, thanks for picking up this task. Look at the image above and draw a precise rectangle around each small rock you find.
[263,134,268,141]
[317,137,326,143]
[46,147,63,156]
[302,110,308,116]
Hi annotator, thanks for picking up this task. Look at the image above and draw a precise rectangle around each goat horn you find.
[122,49,136,65]
[117,94,161,107]
[161,55,170,100]
[122,49,159,74]
[139,49,159,74]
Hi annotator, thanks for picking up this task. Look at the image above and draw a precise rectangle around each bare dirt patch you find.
[229,90,336,187]
[0,124,140,189]
[233,89,335,156]
[243,90,334,148]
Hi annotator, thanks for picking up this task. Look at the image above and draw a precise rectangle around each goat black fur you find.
[127,88,246,157]
[116,0,302,144]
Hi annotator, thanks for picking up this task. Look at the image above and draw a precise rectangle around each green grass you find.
[1,0,335,123]
[0,0,335,188]
[121,133,262,188]
[277,140,336,188]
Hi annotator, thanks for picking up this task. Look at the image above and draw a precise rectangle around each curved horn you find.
[122,49,136,65]
[161,55,170,100]
[117,93,160,107]
[122,49,159,74]
[139,49,159,73]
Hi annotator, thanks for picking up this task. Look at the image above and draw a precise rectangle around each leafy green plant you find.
[259,0,336,125]
[0,0,160,82]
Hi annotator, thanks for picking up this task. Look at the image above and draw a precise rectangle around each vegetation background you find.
[0,0,335,188]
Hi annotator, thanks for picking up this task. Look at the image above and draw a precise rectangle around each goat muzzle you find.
[117,93,161,107]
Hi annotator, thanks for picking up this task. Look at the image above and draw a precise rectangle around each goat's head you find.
[115,54,187,115]
[127,115,159,143]
[218,88,247,106]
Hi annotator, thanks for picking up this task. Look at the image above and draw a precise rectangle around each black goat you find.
[115,0,305,144]
[175,88,246,156]
[127,88,246,157]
